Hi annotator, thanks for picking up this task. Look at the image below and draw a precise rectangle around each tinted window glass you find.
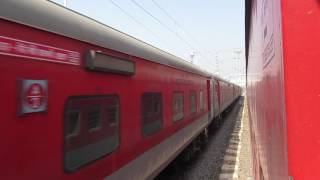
[87,105,101,132]
[141,93,163,136]
[189,91,197,115]
[64,95,119,172]
[66,109,81,139]
[173,92,184,121]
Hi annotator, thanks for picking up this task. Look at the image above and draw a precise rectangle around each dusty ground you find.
[156,97,253,180]
[238,98,253,180]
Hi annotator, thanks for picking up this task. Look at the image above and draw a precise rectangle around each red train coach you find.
[246,0,320,179]
[0,1,241,179]
[209,77,240,121]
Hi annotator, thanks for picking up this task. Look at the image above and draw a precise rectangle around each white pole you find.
[63,0,67,7]
[190,52,195,64]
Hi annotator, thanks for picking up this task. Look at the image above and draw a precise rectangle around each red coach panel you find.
[246,0,320,179]
[282,0,320,179]
[246,0,288,179]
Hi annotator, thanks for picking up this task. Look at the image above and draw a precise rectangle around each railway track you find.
[218,99,247,180]
[156,97,252,180]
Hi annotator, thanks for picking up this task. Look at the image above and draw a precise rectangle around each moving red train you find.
[246,0,320,179]
[0,1,241,179]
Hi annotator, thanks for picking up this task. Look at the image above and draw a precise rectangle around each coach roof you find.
[0,0,211,77]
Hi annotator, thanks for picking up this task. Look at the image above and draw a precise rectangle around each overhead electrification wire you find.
[109,0,163,44]
[151,0,214,63]
[151,0,201,46]
[109,0,189,60]
[130,0,197,52]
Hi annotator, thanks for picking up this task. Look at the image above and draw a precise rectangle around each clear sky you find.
[51,0,245,85]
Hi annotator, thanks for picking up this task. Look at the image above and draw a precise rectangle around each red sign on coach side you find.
[19,79,48,115]
[26,83,46,109]
[0,36,80,65]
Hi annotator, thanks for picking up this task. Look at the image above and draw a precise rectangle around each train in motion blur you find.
[0,1,241,179]
[246,0,320,179]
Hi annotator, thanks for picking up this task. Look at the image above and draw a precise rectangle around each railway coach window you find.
[189,91,197,115]
[141,93,163,136]
[172,92,184,122]
[87,105,101,132]
[65,109,81,139]
[64,95,120,172]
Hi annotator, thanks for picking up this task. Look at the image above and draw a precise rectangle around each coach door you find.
[215,80,221,116]
[210,81,214,122]
[207,80,213,123]
[211,81,215,119]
